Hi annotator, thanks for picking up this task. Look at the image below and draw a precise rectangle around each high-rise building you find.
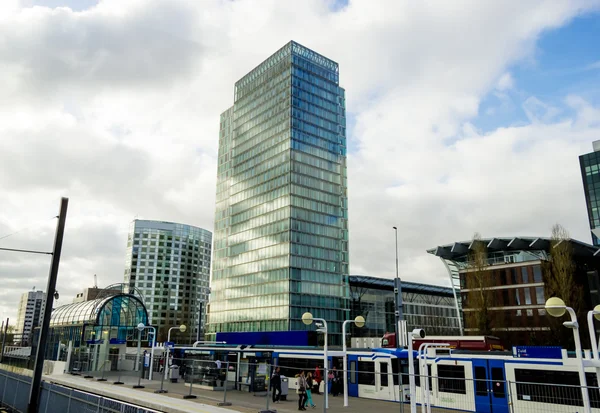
[208,41,349,344]
[580,140,600,246]
[15,290,46,345]
[123,220,212,341]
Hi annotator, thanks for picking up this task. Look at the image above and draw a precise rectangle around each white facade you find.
[123,220,212,341]
[15,290,46,345]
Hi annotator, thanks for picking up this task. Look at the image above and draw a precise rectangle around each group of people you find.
[270,365,342,411]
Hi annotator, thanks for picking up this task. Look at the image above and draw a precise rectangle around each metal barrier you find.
[0,368,162,413]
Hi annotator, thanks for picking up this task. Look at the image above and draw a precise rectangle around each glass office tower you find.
[208,41,349,344]
[580,140,600,246]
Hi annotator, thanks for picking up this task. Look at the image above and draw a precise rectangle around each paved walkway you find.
[51,370,422,413]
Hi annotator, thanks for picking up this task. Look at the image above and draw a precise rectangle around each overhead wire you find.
[0,216,58,242]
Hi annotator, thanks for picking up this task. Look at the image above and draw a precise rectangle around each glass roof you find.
[50,294,148,328]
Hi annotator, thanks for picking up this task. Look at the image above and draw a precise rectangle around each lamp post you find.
[407,328,425,413]
[302,312,328,411]
[164,324,187,380]
[545,297,590,413]
[586,305,600,396]
[342,315,365,407]
[136,323,156,380]
[393,226,401,348]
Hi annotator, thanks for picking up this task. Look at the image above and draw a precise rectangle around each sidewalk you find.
[49,370,418,413]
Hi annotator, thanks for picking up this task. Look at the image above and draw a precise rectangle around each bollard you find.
[218,361,232,406]
[113,355,124,385]
[133,356,145,389]
[183,360,197,399]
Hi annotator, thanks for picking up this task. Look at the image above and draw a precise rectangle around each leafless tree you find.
[466,233,495,336]
[543,224,583,347]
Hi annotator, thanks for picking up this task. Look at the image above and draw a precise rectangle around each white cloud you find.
[496,72,514,91]
[1,0,600,324]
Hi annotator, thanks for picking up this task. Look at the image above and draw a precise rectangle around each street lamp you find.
[342,315,365,407]
[164,324,187,380]
[545,297,590,413]
[302,312,328,410]
[136,323,156,380]
[408,328,425,413]
[586,305,600,395]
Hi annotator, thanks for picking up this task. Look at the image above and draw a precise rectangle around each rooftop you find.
[427,236,600,261]
[348,275,453,295]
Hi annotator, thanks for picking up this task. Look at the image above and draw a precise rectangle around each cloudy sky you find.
[1,0,600,325]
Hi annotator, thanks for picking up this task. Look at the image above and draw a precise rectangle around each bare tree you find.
[544,224,583,347]
[466,233,495,336]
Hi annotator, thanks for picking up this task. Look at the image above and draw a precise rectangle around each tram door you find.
[472,359,508,413]
[375,360,393,400]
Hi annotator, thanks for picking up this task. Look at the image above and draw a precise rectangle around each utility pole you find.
[28,197,68,413]
[393,226,403,348]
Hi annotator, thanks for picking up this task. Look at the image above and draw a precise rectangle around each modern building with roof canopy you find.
[32,283,149,369]
[348,275,460,340]
[427,236,600,345]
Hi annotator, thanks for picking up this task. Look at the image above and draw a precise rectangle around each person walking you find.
[331,366,340,396]
[271,367,282,404]
[313,366,321,394]
[305,372,316,409]
[297,371,308,411]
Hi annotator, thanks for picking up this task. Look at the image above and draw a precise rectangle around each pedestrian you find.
[271,367,282,403]
[297,370,308,411]
[305,372,316,409]
[313,366,321,394]
[331,366,340,396]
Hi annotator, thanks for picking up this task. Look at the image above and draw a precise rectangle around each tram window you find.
[515,369,582,406]
[491,368,505,398]
[350,361,357,384]
[381,363,388,387]
[437,365,466,395]
[357,362,375,386]
[474,367,487,396]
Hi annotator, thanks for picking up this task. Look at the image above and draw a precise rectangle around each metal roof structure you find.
[348,275,453,296]
[427,236,600,261]
[50,288,148,328]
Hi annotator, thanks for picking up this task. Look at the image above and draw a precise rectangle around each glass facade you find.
[348,276,460,338]
[209,41,349,344]
[580,142,600,246]
[123,220,212,340]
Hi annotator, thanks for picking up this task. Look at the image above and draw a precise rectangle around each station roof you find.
[50,293,148,328]
[349,275,453,296]
[426,236,600,261]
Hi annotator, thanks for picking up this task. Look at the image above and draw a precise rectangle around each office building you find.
[123,220,212,341]
[348,275,460,339]
[208,41,349,344]
[579,140,600,246]
[15,290,46,345]
[428,236,600,346]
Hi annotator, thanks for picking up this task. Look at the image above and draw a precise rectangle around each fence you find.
[0,368,162,413]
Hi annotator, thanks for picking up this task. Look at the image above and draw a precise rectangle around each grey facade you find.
[123,219,212,341]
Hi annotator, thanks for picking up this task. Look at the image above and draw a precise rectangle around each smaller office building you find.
[33,284,149,370]
[428,236,600,346]
[15,290,46,345]
[348,275,460,340]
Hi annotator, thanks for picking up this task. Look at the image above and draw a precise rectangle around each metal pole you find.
[148,327,156,380]
[567,307,591,413]
[393,227,402,349]
[114,355,124,385]
[587,310,600,395]
[27,197,68,413]
[155,348,168,393]
[342,320,350,407]
[134,355,144,388]
[408,333,416,413]
[219,361,232,406]
[0,318,8,364]
[184,360,197,399]
[135,328,142,372]
[265,364,272,412]
[197,303,203,342]
[323,319,328,411]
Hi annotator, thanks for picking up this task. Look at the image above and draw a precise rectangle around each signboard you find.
[86,339,104,345]
[512,346,562,359]
[109,338,126,345]
[144,352,150,368]
[165,341,175,349]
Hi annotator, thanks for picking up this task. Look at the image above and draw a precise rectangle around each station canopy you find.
[50,284,148,328]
